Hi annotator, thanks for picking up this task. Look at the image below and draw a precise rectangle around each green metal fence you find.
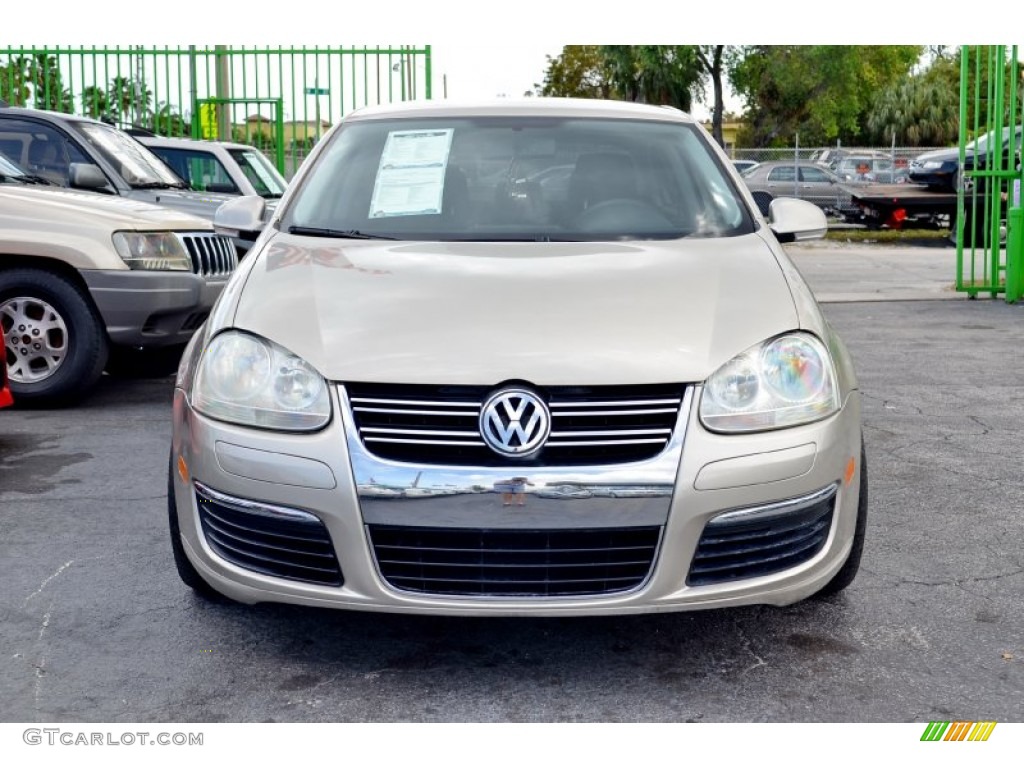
[0,45,432,176]
[955,45,1023,301]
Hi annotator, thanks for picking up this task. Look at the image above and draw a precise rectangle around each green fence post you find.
[1007,208,1024,303]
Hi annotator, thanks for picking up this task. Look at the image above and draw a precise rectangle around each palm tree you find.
[869,78,958,146]
[109,75,152,126]
[81,85,111,120]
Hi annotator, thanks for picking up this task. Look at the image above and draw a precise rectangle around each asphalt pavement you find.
[1,241,1022,722]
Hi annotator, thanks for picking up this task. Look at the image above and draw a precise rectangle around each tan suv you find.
[1,171,236,405]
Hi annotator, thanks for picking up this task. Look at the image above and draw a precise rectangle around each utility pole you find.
[215,45,230,141]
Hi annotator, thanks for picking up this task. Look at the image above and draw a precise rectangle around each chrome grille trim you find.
[345,383,688,465]
[176,232,238,277]
[364,437,486,446]
[545,438,668,447]
[353,407,479,417]
[351,397,482,408]
[550,398,681,408]
[343,386,692,531]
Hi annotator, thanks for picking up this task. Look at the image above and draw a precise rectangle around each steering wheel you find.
[573,198,674,231]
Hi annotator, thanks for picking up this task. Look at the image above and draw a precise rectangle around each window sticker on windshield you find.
[369,129,453,218]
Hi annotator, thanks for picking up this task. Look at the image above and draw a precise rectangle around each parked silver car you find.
[169,98,866,616]
[741,160,851,216]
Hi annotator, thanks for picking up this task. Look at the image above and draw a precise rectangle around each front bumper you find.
[170,384,863,616]
[81,269,229,347]
[908,166,956,188]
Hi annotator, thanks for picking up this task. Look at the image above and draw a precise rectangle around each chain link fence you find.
[730,146,945,184]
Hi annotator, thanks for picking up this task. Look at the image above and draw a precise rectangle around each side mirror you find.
[768,197,827,243]
[69,162,109,190]
[214,195,266,237]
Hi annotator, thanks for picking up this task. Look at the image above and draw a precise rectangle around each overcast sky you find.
[16,1,1021,124]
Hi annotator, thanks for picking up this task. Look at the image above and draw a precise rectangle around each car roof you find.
[0,105,104,126]
[345,98,695,123]
[138,135,254,151]
[757,160,826,167]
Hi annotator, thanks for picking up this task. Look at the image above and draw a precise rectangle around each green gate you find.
[0,45,432,175]
[955,45,1023,301]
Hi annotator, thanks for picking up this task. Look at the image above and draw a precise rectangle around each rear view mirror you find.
[214,195,266,237]
[69,163,108,190]
[768,198,827,243]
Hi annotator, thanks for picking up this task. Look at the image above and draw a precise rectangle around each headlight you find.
[191,330,331,431]
[112,231,191,271]
[700,333,840,432]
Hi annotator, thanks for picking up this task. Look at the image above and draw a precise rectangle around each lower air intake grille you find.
[368,525,661,597]
[687,489,836,586]
[195,484,342,586]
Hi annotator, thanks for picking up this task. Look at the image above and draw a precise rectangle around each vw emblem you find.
[480,388,551,457]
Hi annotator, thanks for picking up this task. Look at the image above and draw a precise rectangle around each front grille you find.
[687,489,836,586]
[346,383,685,466]
[178,232,237,276]
[195,483,342,586]
[368,525,661,597]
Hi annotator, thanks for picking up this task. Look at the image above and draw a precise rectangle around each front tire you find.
[167,452,232,603]
[0,268,108,406]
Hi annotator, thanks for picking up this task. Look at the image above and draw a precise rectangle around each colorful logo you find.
[921,722,997,742]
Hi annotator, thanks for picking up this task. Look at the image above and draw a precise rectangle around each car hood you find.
[230,232,800,385]
[913,147,966,164]
[127,188,237,222]
[0,185,213,230]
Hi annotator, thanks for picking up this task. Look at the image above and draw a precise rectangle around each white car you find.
[169,98,866,616]
[137,135,287,201]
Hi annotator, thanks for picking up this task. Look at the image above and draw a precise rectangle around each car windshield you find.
[969,125,1023,153]
[72,122,185,187]
[0,152,26,178]
[228,147,287,198]
[283,116,755,241]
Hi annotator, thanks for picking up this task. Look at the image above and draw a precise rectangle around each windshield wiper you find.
[132,181,187,190]
[287,226,398,240]
[0,172,54,185]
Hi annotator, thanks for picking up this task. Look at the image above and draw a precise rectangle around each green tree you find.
[696,46,727,146]
[730,46,922,146]
[600,45,701,112]
[536,45,611,99]
[109,75,152,125]
[867,77,959,146]
[80,85,111,120]
[537,45,704,113]
[28,54,73,112]
[150,102,188,137]
[0,56,31,106]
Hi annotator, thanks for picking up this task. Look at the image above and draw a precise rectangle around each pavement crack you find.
[2,494,166,504]
[734,617,768,674]
[22,560,73,607]
[33,599,54,718]
[967,415,992,434]
[898,568,1024,587]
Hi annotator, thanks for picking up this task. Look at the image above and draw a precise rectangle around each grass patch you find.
[825,228,949,243]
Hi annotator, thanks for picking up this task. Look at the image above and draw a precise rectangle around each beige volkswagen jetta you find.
[169,98,866,615]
